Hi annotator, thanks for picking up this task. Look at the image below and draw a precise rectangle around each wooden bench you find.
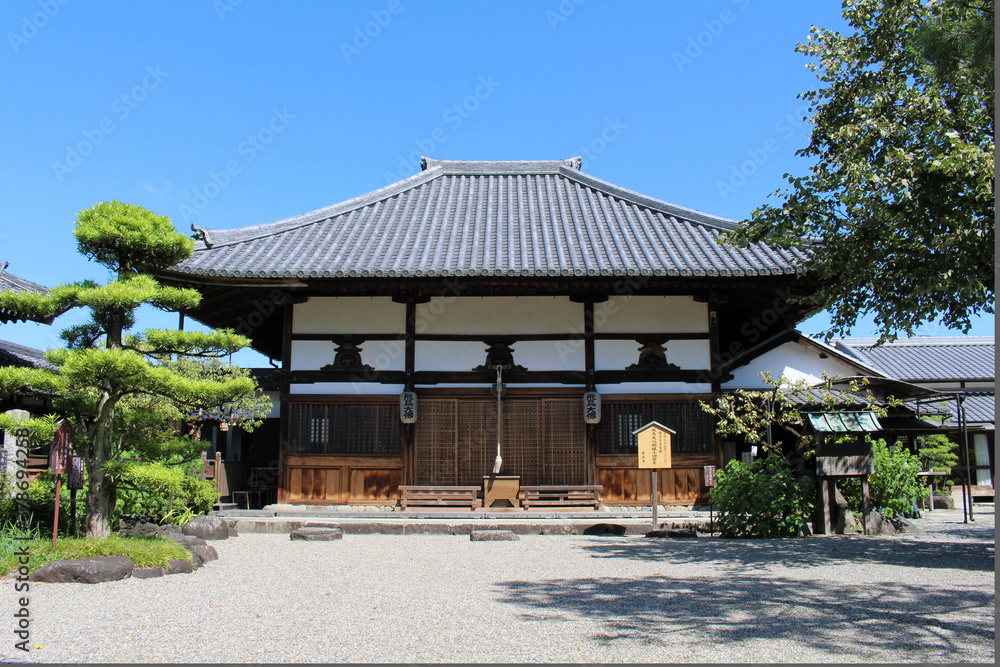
[399,485,480,510]
[954,485,995,501]
[520,485,603,510]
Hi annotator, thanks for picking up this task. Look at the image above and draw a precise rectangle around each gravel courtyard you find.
[3,506,994,664]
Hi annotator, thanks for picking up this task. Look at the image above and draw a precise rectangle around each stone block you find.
[290,527,344,541]
[182,515,230,541]
[340,522,405,535]
[452,523,500,535]
[580,523,627,536]
[538,523,573,535]
[645,528,697,539]
[132,567,165,579]
[403,523,454,535]
[166,559,194,575]
[30,557,133,584]
[470,530,519,541]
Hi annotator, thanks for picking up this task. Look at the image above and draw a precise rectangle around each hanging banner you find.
[583,391,601,424]
[399,391,417,423]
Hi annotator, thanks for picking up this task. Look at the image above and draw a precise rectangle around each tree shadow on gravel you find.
[573,536,994,572]
[497,573,995,660]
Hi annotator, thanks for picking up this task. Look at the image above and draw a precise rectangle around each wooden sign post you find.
[68,455,85,537]
[49,420,74,549]
[634,421,675,531]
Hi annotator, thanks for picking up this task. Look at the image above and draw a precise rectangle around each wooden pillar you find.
[277,303,293,505]
[584,301,597,485]
[404,302,416,486]
[860,476,871,535]
[707,304,721,394]
[820,477,832,535]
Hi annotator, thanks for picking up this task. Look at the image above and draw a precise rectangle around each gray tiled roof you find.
[906,391,995,427]
[169,158,810,280]
[0,262,48,294]
[0,262,52,324]
[833,337,995,382]
[0,339,56,371]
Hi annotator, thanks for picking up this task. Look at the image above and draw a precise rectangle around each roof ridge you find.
[555,167,739,231]
[422,157,582,172]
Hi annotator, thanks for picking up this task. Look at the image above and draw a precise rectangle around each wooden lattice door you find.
[414,397,585,485]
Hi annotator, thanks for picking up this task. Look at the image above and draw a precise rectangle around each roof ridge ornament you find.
[191,224,213,248]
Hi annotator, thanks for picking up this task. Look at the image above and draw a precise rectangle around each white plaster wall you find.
[290,383,405,396]
[595,340,709,370]
[598,383,714,394]
[973,434,993,486]
[415,341,489,372]
[291,340,405,371]
[264,391,280,419]
[594,295,707,334]
[415,340,585,372]
[293,297,405,334]
[415,296,582,335]
[723,342,860,389]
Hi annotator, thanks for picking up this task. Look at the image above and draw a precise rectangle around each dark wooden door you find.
[414,398,585,485]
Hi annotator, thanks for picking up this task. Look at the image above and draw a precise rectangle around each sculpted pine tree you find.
[0,201,257,537]
[724,0,994,341]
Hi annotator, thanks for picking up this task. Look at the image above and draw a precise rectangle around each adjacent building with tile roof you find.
[833,336,995,488]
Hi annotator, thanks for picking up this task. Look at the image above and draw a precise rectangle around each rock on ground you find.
[182,515,230,540]
[29,557,133,584]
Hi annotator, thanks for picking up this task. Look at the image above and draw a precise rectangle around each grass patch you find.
[0,534,193,575]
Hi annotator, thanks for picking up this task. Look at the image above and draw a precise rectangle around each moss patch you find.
[1,535,192,575]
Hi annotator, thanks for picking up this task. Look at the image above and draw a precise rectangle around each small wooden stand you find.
[483,475,520,509]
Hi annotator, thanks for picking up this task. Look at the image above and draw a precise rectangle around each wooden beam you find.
[273,368,714,386]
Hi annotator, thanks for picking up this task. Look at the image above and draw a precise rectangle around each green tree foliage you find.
[0,201,269,538]
[916,433,958,476]
[700,371,890,455]
[841,437,929,518]
[724,0,994,341]
[709,455,815,538]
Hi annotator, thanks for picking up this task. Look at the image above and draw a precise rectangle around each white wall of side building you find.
[723,341,860,389]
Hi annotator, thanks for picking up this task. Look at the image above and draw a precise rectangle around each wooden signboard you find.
[633,421,676,532]
[815,442,874,476]
[634,421,674,470]
[50,419,74,474]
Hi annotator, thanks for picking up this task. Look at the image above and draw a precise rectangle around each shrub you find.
[841,437,928,519]
[111,457,219,526]
[916,433,958,477]
[710,455,815,538]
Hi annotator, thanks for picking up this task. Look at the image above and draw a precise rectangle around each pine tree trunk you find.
[85,394,118,539]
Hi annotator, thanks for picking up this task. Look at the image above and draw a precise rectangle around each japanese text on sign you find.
[50,420,74,475]
[635,421,673,469]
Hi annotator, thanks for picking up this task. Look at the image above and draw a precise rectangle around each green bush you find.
[841,437,928,519]
[710,455,815,538]
[114,463,218,526]
[0,474,80,538]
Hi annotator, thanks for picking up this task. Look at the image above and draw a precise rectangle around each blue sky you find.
[1,0,993,366]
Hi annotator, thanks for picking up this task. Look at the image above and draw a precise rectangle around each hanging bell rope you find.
[493,364,503,474]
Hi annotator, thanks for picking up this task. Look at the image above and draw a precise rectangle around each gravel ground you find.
[2,505,993,664]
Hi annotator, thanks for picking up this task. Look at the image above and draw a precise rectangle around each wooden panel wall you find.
[285,455,403,505]
[597,452,713,505]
